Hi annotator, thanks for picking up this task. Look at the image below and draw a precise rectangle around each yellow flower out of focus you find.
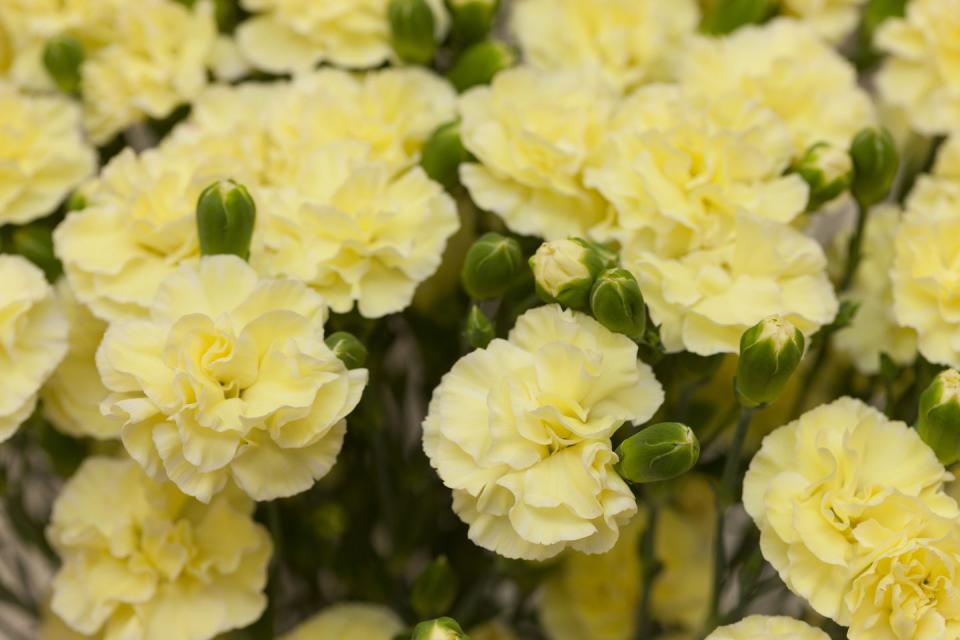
[743,397,958,622]
[781,0,867,42]
[0,81,95,226]
[705,615,829,640]
[47,456,272,640]
[237,0,449,73]
[678,19,875,152]
[509,0,699,92]
[96,256,368,502]
[280,603,404,640]
[876,0,960,135]
[832,205,917,374]
[422,304,664,561]
[459,66,617,240]
[0,255,68,443]
[42,282,119,440]
[539,475,713,640]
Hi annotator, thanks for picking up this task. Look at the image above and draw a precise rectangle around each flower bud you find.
[325,332,368,370]
[43,35,84,95]
[447,40,515,93]
[849,127,899,207]
[701,0,774,35]
[389,0,438,65]
[411,556,459,619]
[590,268,647,339]
[615,422,700,484]
[196,179,256,260]
[464,305,494,349]
[917,369,960,466]
[735,315,805,408]
[411,617,469,640]
[792,142,853,211]
[530,238,604,310]
[461,232,525,300]
[421,121,469,190]
[449,0,498,48]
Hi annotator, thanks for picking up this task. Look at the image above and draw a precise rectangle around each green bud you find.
[421,121,469,190]
[917,369,960,466]
[849,127,899,207]
[196,179,257,260]
[43,35,85,95]
[389,0,438,65]
[325,332,368,370]
[411,556,459,619]
[792,142,853,211]
[735,315,805,408]
[447,40,515,93]
[411,618,469,640]
[66,190,87,212]
[464,305,494,349]
[589,268,647,340]
[461,232,524,300]
[701,0,774,35]
[530,238,604,310]
[615,422,700,484]
[10,224,61,282]
[448,0,499,48]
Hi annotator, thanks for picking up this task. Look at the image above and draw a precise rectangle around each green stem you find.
[840,200,869,292]
[635,505,661,639]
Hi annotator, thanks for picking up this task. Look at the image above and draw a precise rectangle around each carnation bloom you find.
[0,255,68,442]
[509,0,699,92]
[743,397,958,621]
[97,256,368,502]
[832,206,917,374]
[876,0,960,135]
[280,603,404,640]
[458,66,617,240]
[0,81,95,225]
[678,19,875,152]
[422,304,664,561]
[705,615,829,640]
[47,456,272,640]
[780,0,867,42]
[236,0,448,73]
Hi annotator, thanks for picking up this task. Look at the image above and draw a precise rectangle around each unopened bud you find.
[421,121,469,191]
[196,179,256,260]
[464,305,494,349]
[849,127,899,207]
[447,40,515,93]
[531,238,604,311]
[411,556,459,619]
[389,0,438,65]
[461,232,524,300]
[325,332,368,370]
[917,369,960,466]
[792,142,853,211]
[590,268,647,340]
[43,35,84,95]
[411,617,469,640]
[615,422,700,484]
[735,316,805,408]
[449,0,498,48]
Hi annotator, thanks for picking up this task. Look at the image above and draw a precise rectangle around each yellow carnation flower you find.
[509,0,699,92]
[47,456,271,640]
[743,397,958,622]
[876,0,960,135]
[42,282,119,440]
[280,603,404,640]
[832,205,917,374]
[97,256,368,502]
[422,304,664,561]
[678,19,875,152]
[0,81,95,225]
[0,255,68,442]
[781,0,867,42]
[706,615,829,640]
[458,66,617,240]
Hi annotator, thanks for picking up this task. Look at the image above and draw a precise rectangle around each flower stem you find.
[840,200,869,292]
[635,504,661,639]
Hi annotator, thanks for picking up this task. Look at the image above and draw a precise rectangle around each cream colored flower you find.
[237,0,448,73]
[876,0,960,135]
[0,81,95,225]
[743,397,958,622]
[97,256,368,502]
[832,206,917,374]
[0,255,68,443]
[459,66,617,240]
[706,615,829,640]
[509,0,699,92]
[422,304,664,561]
[42,282,119,440]
[679,19,875,152]
[47,456,271,640]
[781,0,867,42]
[280,603,403,640]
